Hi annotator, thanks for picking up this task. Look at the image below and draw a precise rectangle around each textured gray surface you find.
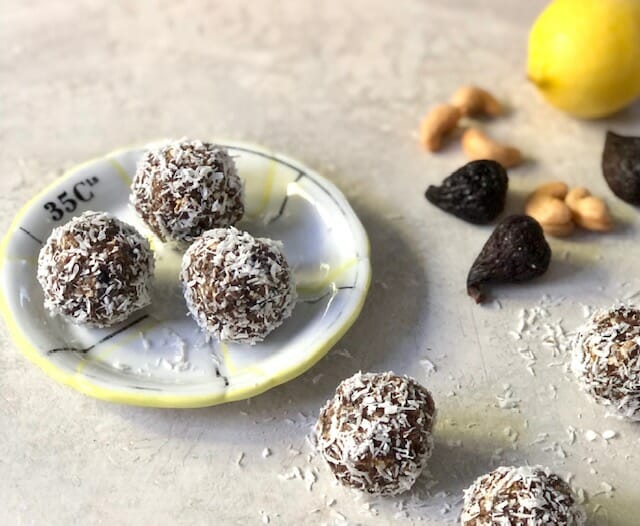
[1,1,639,525]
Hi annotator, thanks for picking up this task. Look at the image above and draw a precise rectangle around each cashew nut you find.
[526,183,613,236]
[565,187,612,231]
[525,193,574,237]
[564,187,590,211]
[531,181,569,200]
[451,86,502,117]
[461,128,523,168]
[419,104,462,152]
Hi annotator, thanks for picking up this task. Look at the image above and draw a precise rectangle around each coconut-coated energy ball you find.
[315,371,436,496]
[572,304,640,420]
[37,211,154,327]
[131,139,244,246]
[461,466,586,525]
[180,227,296,345]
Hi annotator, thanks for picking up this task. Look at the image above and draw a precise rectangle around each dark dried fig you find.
[425,160,508,224]
[467,215,551,303]
[602,131,640,205]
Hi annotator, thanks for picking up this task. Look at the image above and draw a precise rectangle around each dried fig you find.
[602,131,640,205]
[425,160,508,224]
[467,215,551,303]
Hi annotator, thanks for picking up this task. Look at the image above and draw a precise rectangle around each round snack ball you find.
[37,211,154,327]
[572,304,640,420]
[180,227,296,344]
[315,371,436,496]
[461,466,587,525]
[131,139,244,245]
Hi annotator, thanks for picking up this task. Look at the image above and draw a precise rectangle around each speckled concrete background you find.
[1,1,639,525]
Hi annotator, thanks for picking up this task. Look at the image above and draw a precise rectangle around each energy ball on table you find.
[461,466,586,525]
[180,227,296,345]
[131,139,244,246]
[315,371,436,496]
[37,211,154,327]
[572,304,640,420]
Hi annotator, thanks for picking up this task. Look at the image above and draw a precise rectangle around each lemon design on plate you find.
[527,0,640,119]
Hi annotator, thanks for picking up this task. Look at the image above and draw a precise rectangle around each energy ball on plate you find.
[315,371,436,496]
[37,211,154,327]
[461,466,586,525]
[131,139,244,246]
[180,227,296,345]
[572,304,640,420]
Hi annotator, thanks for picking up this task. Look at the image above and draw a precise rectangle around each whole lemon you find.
[527,0,640,119]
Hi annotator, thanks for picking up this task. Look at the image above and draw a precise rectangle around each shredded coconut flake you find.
[584,430,599,442]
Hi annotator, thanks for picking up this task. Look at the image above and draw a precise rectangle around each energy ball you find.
[315,371,436,496]
[572,304,640,420]
[180,227,296,344]
[37,211,154,327]
[131,139,244,246]
[461,466,587,525]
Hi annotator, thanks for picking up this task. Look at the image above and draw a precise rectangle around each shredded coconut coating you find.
[461,466,587,526]
[37,211,154,328]
[315,371,436,496]
[180,227,296,345]
[571,304,640,420]
[131,139,244,246]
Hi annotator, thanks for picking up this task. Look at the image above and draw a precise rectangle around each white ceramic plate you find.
[0,141,371,407]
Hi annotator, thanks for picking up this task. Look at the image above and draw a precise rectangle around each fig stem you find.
[467,284,484,304]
